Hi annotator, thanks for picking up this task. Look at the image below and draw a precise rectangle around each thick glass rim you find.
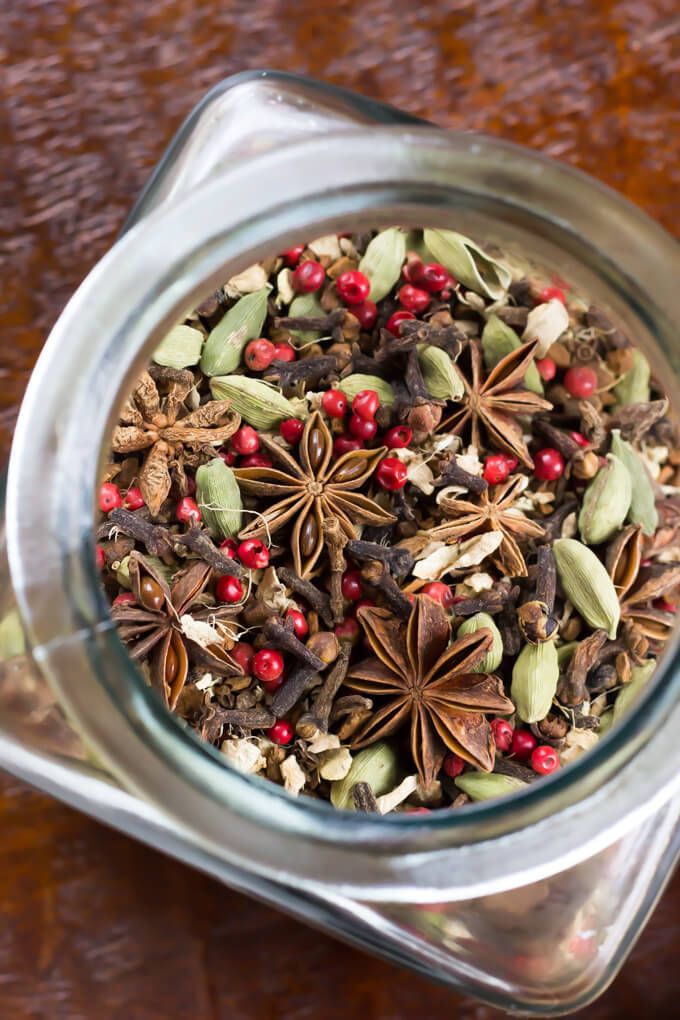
[7,124,680,897]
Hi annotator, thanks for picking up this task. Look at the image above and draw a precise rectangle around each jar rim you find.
[7,122,680,897]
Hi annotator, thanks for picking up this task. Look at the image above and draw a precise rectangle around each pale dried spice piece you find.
[559,728,599,764]
[194,672,218,691]
[460,572,495,594]
[306,730,341,754]
[276,267,295,305]
[253,566,297,615]
[281,755,307,795]
[390,447,435,494]
[412,532,504,580]
[179,616,224,649]
[339,236,359,259]
[522,299,570,357]
[562,511,578,538]
[376,775,419,814]
[220,737,267,774]
[224,263,269,297]
[307,234,342,260]
[318,746,353,781]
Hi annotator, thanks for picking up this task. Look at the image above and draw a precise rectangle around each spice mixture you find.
[97,227,680,813]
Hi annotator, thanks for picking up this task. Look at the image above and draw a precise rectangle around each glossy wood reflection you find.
[1,1,679,1016]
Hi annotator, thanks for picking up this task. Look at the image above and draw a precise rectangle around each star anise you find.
[606,524,680,644]
[344,595,514,784]
[111,552,242,708]
[234,411,395,577]
[429,474,545,577]
[112,369,240,514]
[439,338,551,467]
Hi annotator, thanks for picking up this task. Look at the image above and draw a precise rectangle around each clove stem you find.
[263,617,326,672]
[360,560,412,619]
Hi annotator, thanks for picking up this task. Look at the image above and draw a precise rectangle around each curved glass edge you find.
[124,69,426,230]
[7,127,680,887]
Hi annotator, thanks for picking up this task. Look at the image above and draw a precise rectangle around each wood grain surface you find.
[1,2,679,1017]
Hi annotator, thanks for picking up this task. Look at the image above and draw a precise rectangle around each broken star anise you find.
[429,474,545,577]
[343,595,514,785]
[606,524,680,645]
[234,410,395,578]
[111,552,242,708]
[439,338,551,467]
[112,368,240,514]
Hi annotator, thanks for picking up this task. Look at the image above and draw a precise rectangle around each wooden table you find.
[2,2,679,1016]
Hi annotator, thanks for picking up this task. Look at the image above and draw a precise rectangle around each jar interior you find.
[93,210,680,824]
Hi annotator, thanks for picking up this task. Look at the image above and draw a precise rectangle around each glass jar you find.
[1,71,679,1016]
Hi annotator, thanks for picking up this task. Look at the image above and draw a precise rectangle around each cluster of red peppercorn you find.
[443,719,560,779]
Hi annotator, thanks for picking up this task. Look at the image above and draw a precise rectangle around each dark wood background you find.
[1,2,679,1017]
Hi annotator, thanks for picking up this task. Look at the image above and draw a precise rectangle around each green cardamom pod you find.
[423,229,512,300]
[338,374,395,407]
[287,291,325,343]
[0,610,26,660]
[417,345,465,400]
[553,539,620,639]
[358,228,406,302]
[210,375,306,429]
[521,299,570,357]
[196,458,243,539]
[457,613,503,672]
[511,640,559,723]
[613,659,656,723]
[454,772,527,801]
[578,453,632,545]
[330,743,399,810]
[481,315,543,394]
[613,348,650,407]
[200,288,269,376]
[610,429,658,535]
[153,324,204,369]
